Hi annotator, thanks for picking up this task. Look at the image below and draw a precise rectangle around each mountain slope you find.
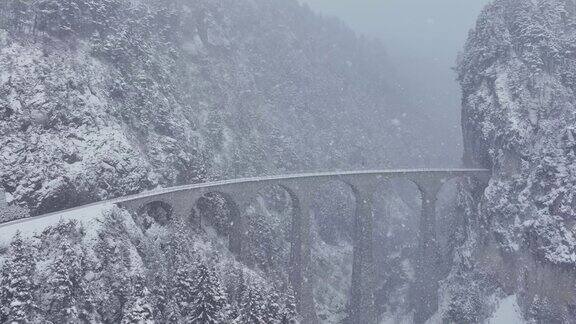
[0,1,429,323]
[0,0,424,215]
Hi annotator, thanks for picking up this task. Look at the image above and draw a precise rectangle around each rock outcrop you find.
[451,0,576,321]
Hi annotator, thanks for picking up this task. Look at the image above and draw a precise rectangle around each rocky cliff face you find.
[0,0,425,216]
[453,0,576,321]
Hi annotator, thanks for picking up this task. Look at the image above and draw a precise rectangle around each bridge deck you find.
[0,168,490,233]
[115,168,490,200]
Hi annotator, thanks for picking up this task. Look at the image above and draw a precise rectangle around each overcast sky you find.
[299,0,492,165]
[300,0,491,65]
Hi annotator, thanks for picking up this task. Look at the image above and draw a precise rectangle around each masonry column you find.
[287,185,318,324]
[349,184,377,324]
[413,177,443,324]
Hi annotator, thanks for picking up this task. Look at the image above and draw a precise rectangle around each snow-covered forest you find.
[0,0,430,322]
[1,0,576,323]
[0,0,428,215]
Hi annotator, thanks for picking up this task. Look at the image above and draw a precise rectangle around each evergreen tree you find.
[121,275,154,324]
[92,217,133,322]
[529,294,561,322]
[235,285,266,324]
[169,264,196,321]
[188,263,228,324]
[46,239,84,323]
[226,268,246,321]
[149,274,169,322]
[0,232,38,323]
[280,286,298,324]
[257,286,298,324]
[264,291,283,323]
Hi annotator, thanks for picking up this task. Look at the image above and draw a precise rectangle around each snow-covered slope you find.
[0,0,431,322]
[487,295,524,324]
[0,0,427,216]
[0,201,111,247]
[0,204,301,323]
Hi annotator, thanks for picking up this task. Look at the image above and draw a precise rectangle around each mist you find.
[3,0,575,323]
[300,0,491,166]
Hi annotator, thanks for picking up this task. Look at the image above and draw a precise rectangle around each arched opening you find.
[372,178,422,255]
[195,191,243,255]
[312,181,356,246]
[308,180,357,324]
[196,192,235,237]
[246,185,294,272]
[251,182,316,322]
[370,178,422,321]
[138,200,174,230]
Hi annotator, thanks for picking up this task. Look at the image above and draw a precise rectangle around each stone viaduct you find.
[115,168,491,324]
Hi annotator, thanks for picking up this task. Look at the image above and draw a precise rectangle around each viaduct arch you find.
[116,169,491,324]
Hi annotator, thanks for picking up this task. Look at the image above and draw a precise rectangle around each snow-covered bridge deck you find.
[116,168,490,202]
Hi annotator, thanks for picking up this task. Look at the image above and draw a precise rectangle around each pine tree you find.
[169,264,196,321]
[92,219,133,322]
[235,285,266,324]
[529,294,561,322]
[280,286,298,324]
[121,275,154,324]
[264,291,283,323]
[245,211,282,270]
[46,239,83,323]
[0,232,38,323]
[226,268,246,321]
[150,274,169,322]
[260,286,298,324]
[188,263,228,324]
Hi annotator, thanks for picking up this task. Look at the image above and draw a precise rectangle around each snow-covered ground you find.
[487,295,524,324]
[0,203,113,247]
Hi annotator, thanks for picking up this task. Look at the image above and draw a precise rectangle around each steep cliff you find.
[452,0,576,321]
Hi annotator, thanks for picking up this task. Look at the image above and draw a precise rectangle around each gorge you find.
[1,0,576,323]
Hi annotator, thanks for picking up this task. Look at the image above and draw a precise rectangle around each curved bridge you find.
[0,169,490,323]
[114,168,490,324]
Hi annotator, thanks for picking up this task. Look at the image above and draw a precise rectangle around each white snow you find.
[380,313,413,324]
[0,203,113,247]
[487,295,524,324]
